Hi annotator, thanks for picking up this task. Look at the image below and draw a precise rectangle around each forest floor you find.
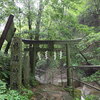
[33,67,100,100]
[31,84,73,100]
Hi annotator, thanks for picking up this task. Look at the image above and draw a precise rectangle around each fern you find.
[0,80,33,100]
[0,80,7,94]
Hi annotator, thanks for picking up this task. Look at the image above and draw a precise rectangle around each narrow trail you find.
[31,84,73,100]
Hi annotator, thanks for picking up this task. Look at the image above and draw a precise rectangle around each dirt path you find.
[31,84,73,100]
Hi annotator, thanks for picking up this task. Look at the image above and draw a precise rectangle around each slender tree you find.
[35,0,44,40]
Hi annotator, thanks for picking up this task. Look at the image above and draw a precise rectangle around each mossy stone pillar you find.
[10,37,22,89]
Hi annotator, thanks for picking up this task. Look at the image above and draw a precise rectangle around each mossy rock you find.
[64,87,81,99]
[74,89,81,99]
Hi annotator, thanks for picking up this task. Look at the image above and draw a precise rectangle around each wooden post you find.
[60,58,64,86]
[4,28,16,54]
[29,45,34,74]
[29,45,36,77]
[23,51,30,87]
[48,43,54,56]
[0,15,14,50]
[29,44,37,86]
[66,43,72,87]
[10,37,22,89]
[33,45,37,78]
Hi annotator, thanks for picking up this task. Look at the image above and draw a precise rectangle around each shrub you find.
[0,80,33,100]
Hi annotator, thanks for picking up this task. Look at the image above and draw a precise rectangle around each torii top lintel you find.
[22,38,81,45]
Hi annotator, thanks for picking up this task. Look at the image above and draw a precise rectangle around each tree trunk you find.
[35,0,43,40]
[27,0,32,39]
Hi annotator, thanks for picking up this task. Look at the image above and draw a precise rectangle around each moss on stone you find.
[74,89,81,99]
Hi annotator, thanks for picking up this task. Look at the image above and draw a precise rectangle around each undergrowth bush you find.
[82,70,100,82]
[75,95,99,100]
[0,80,33,100]
[0,51,10,66]
[0,52,10,83]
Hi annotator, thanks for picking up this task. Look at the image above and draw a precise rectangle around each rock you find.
[82,85,100,96]
[76,82,100,100]
[97,81,100,85]
[35,67,80,87]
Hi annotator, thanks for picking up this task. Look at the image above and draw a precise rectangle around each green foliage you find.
[82,70,100,82]
[49,58,60,68]
[0,0,18,24]
[74,98,80,100]
[36,58,59,69]
[64,86,74,97]
[86,32,100,44]
[31,79,40,87]
[0,52,10,80]
[36,59,47,68]
[0,90,29,100]
[19,88,33,99]
[84,95,99,100]
[79,0,100,29]
[75,95,99,100]
[0,80,33,100]
[0,80,6,94]
[0,51,10,66]
[0,0,100,99]
[78,32,100,65]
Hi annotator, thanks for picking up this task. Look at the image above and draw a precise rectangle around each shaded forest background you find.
[0,0,100,100]
[0,0,100,65]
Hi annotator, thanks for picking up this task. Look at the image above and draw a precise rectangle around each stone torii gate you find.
[10,37,81,89]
